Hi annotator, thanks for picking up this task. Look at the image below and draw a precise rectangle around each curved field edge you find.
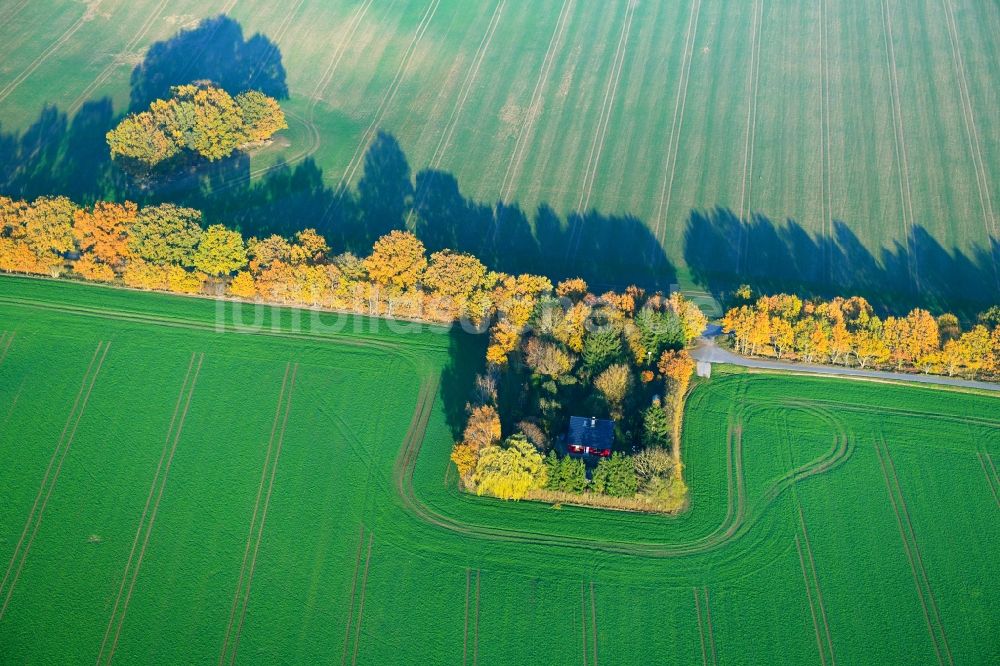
[402,366,1000,559]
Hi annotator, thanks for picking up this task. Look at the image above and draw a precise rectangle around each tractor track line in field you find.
[219,362,293,664]
[104,352,203,664]
[735,0,764,273]
[245,0,306,91]
[580,582,589,666]
[340,525,366,666]
[407,0,507,229]
[878,0,921,291]
[0,1,102,105]
[702,587,718,666]
[491,0,574,245]
[334,0,442,195]
[938,0,1000,287]
[882,443,953,665]
[0,331,15,366]
[0,340,109,620]
[68,0,169,115]
[0,0,30,27]
[350,531,375,666]
[653,0,703,254]
[309,0,376,105]
[169,0,241,90]
[693,587,709,666]
[978,451,1000,508]
[875,439,945,665]
[228,363,300,665]
[798,507,836,665]
[473,569,481,666]
[97,352,198,664]
[567,0,637,262]
[462,568,471,666]
[795,535,827,666]
[589,582,599,666]
[818,0,834,282]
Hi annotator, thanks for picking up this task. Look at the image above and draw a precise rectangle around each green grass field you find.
[1,1,999,302]
[0,276,997,663]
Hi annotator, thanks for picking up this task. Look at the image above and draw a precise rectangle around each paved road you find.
[692,335,1000,394]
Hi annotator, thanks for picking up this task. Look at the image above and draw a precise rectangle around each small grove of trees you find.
[106,85,286,167]
[722,291,1000,380]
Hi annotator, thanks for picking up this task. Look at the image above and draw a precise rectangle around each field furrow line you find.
[580,582,589,666]
[335,0,442,194]
[878,0,920,290]
[702,587,718,666]
[798,507,836,665]
[490,0,575,244]
[875,439,943,665]
[0,1,101,105]
[462,568,471,666]
[882,444,953,665]
[589,582,599,666]
[938,0,1000,287]
[0,340,109,620]
[795,535,827,666]
[736,0,764,273]
[653,0,703,252]
[693,587,708,666]
[68,0,170,115]
[219,362,293,664]
[978,452,1000,508]
[567,0,637,261]
[0,331,14,366]
[350,531,375,666]
[473,569,481,666]
[340,525,367,666]
[104,352,203,664]
[406,0,508,229]
[228,362,300,665]
[97,351,198,664]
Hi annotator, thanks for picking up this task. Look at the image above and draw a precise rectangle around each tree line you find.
[722,287,1000,379]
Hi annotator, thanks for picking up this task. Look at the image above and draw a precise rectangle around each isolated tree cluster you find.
[106,84,286,167]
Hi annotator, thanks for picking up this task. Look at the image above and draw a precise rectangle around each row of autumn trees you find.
[107,84,286,168]
[722,290,1000,379]
[450,281,706,511]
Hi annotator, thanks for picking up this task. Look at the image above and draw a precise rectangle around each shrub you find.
[592,453,638,497]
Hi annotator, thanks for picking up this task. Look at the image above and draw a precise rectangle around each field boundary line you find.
[567,0,638,261]
[68,0,169,115]
[407,0,508,229]
[878,0,921,290]
[473,569,480,666]
[0,331,14,366]
[340,525,366,666]
[938,0,1000,287]
[333,0,442,194]
[228,363,300,665]
[219,362,293,664]
[0,1,101,105]
[798,507,836,665]
[653,0,703,254]
[693,587,708,666]
[97,351,198,664]
[350,531,375,666]
[490,0,575,244]
[875,438,944,665]
[795,535,827,666]
[104,352,203,663]
[589,581,598,666]
[882,442,953,665]
[736,0,764,273]
[0,340,109,620]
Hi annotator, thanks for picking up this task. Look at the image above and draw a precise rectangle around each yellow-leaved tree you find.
[471,434,546,501]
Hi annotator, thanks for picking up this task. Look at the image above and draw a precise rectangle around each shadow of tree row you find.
[1,14,998,317]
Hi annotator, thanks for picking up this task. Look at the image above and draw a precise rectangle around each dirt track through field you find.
[219,361,294,664]
[797,507,836,665]
[0,340,109,621]
[97,352,199,663]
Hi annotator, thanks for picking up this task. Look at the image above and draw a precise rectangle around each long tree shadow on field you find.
[684,207,1000,317]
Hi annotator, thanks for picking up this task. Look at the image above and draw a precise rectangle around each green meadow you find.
[0,276,997,664]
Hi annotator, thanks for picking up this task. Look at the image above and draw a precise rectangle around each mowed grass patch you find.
[0,277,998,663]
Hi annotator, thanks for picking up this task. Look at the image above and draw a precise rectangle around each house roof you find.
[567,416,615,449]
